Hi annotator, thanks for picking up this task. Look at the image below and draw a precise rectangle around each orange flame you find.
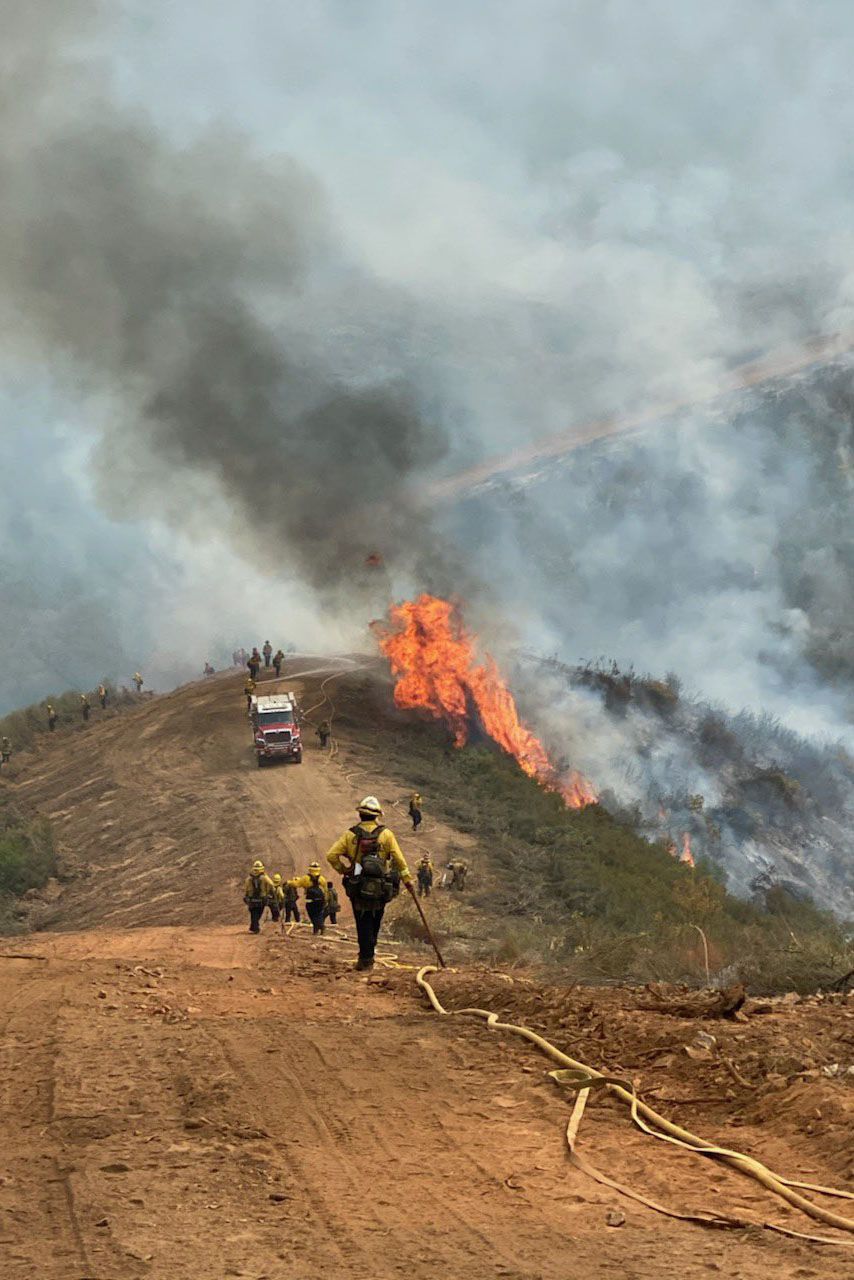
[680,833,695,867]
[375,594,596,809]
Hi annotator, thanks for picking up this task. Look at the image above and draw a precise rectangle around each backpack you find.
[246,874,266,905]
[305,877,326,905]
[349,824,391,905]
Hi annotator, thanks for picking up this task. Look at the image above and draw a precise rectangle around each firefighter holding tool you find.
[325,796,411,971]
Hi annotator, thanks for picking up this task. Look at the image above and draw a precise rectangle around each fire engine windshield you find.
[257,709,294,726]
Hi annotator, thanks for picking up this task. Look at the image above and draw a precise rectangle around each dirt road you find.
[1,667,852,1278]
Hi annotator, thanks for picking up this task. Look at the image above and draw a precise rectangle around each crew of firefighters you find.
[0,675,150,762]
[234,644,288,679]
[242,792,469,969]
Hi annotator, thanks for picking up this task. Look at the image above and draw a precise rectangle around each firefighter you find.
[47,704,57,732]
[244,675,256,712]
[80,694,90,722]
[270,873,284,922]
[325,879,340,925]
[133,672,144,693]
[273,648,285,678]
[288,862,328,935]
[450,859,469,891]
[0,736,11,766]
[326,796,412,971]
[416,853,434,898]
[316,720,331,749]
[262,640,273,669]
[248,649,261,680]
[243,860,275,933]
[283,879,301,923]
[408,791,423,831]
[98,683,108,709]
[203,661,215,677]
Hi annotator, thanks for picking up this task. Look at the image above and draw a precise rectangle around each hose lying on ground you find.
[282,919,418,971]
[416,965,854,1245]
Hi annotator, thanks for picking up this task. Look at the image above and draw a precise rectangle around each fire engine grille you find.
[265,730,292,744]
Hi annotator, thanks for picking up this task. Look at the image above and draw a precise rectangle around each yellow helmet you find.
[308,861,321,874]
[358,795,383,816]
[251,860,265,874]
[272,873,282,885]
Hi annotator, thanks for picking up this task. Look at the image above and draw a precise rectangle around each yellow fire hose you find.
[415,965,854,1245]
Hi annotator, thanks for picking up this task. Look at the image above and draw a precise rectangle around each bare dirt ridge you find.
[1,664,852,1279]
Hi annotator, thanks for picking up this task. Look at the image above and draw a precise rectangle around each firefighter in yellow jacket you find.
[288,862,328,935]
[326,796,412,970]
[244,675,256,712]
[416,853,434,898]
[243,860,275,934]
[270,873,285,923]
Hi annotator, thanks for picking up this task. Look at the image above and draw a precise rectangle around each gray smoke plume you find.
[0,0,455,620]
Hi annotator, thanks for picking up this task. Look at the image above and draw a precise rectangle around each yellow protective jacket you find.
[288,872,328,894]
[243,872,275,903]
[418,857,434,875]
[273,884,286,907]
[326,821,412,884]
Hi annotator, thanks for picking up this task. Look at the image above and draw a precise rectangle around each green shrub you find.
[0,821,56,896]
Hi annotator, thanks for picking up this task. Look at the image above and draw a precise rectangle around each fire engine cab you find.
[251,692,302,767]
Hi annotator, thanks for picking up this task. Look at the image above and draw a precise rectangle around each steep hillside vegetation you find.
[331,670,853,993]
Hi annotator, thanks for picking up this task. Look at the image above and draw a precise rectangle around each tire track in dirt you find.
[2,926,848,1279]
[0,976,103,1279]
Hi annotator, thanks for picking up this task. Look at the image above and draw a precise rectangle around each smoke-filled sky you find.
[1,1,853,732]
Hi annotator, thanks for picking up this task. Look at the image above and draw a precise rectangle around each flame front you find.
[375,594,596,809]
[680,833,695,867]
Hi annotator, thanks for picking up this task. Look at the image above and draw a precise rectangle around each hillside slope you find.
[9,659,473,933]
[1,664,852,1279]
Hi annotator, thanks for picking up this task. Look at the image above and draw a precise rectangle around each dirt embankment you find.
[1,665,852,1279]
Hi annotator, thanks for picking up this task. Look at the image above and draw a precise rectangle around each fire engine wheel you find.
[293,754,302,765]
[257,756,265,769]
